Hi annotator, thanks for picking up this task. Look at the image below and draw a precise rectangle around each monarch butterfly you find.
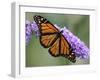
[34,15,76,63]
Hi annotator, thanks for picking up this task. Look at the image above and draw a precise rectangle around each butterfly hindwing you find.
[60,35,70,56]
[49,37,60,57]
[48,35,71,57]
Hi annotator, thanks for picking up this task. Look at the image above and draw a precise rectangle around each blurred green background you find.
[25,12,89,67]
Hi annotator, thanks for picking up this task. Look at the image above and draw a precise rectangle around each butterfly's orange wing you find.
[40,34,57,48]
[40,23,59,34]
[49,34,71,57]
[34,15,59,48]
[49,38,60,56]
[60,35,71,56]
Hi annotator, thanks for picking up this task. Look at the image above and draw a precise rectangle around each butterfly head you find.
[34,15,48,25]
[67,52,76,63]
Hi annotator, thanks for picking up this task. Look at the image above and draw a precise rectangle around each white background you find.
[0,0,100,80]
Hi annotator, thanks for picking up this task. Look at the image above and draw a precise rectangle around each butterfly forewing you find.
[40,23,59,34]
[40,34,57,48]
[34,15,59,34]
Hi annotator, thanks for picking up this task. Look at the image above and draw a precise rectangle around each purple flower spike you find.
[62,27,89,59]
[25,21,39,46]
[25,20,32,46]
[25,20,89,59]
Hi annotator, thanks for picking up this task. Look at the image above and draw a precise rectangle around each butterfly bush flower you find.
[25,20,32,45]
[62,27,89,59]
[26,21,39,46]
[25,21,89,59]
